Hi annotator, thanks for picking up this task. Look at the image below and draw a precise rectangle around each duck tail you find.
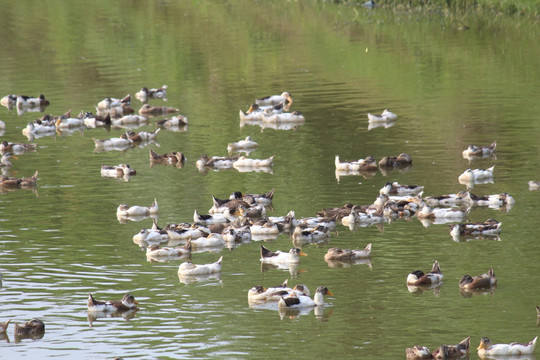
[459,336,471,350]
[265,188,275,200]
[0,319,11,333]
[88,293,97,306]
[260,244,271,258]
[490,141,496,150]
[216,256,223,265]
[488,266,495,277]
[431,260,441,274]
[487,165,495,172]
[149,149,159,161]
[365,243,372,253]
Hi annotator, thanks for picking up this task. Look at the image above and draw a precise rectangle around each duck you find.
[55,111,85,129]
[262,110,305,123]
[477,336,537,357]
[465,192,515,208]
[122,129,160,144]
[0,152,17,167]
[101,164,137,178]
[87,293,139,312]
[83,112,111,128]
[367,109,397,122]
[97,94,131,110]
[116,199,159,217]
[194,209,234,225]
[178,256,223,276]
[416,205,468,221]
[208,195,250,214]
[248,282,311,303]
[449,219,501,238]
[378,153,412,168]
[458,166,494,182]
[292,224,331,244]
[133,227,170,244]
[196,154,240,169]
[0,141,37,155]
[156,114,188,127]
[462,141,496,159]
[0,319,11,333]
[0,170,39,188]
[146,241,191,258]
[424,191,470,207]
[165,223,210,241]
[459,267,497,290]
[431,336,470,359]
[529,181,540,191]
[138,103,179,115]
[324,244,372,261]
[93,136,133,149]
[16,94,50,108]
[406,345,432,359]
[135,85,167,102]
[149,149,186,166]
[190,233,225,248]
[111,114,148,125]
[22,120,56,138]
[13,319,45,340]
[1,94,17,109]
[379,181,423,196]
[260,245,307,265]
[232,155,274,168]
[229,188,275,206]
[407,260,443,286]
[334,155,378,172]
[106,103,135,117]
[227,136,258,153]
[249,219,284,236]
[255,91,293,106]
[278,286,333,308]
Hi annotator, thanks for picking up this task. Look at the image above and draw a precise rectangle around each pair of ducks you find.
[0,318,45,341]
[248,280,333,308]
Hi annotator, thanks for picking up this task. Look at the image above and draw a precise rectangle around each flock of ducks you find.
[1,89,538,356]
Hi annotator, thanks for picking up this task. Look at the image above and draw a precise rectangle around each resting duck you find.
[196,154,240,169]
[424,191,470,207]
[209,195,250,214]
[55,111,85,129]
[101,164,137,178]
[292,224,331,244]
[449,219,501,238]
[0,141,37,155]
[367,109,397,122]
[248,282,311,303]
[465,192,515,208]
[83,112,111,128]
[477,336,537,357]
[260,245,307,265]
[178,256,223,276]
[278,286,333,308]
[529,181,540,191]
[431,336,470,359]
[324,244,372,261]
[407,261,443,286]
[462,141,496,159]
[111,114,148,125]
[194,209,234,225]
[138,103,179,115]
[255,91,293,106]
[97,94,131,110]
[93,136,132,149]
[1,94,17,109]
[229,188,275,206]
[146,241,191,257]
[150,149,186,166]
[416,205,468,221]
[135,85,167,102]
[87,293,138,312]
[0,170,39,188]
[133,227,169,244]
[17,94,50,108]
[156,114,188,127]
[262,111,305,123]
[0,152,17,167]
[13,319,45,340]
[249,219,284,236]
[227,136,258,153]
[232,155,274,168]
[165,223,210,241]
[458,166,494,182]
[116,199,159,217]
[379,181,423,196]
[379,153,412,168]
[459,267,497,289]
[190,233,225,248]
[335,155,377,172]
[406,345,432,359]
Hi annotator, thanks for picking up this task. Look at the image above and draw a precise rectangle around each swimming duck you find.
[449,219,501,238]
[111,114,148,125]
[406,345,432,359]
[477,336,537,357]
[194,209,234,225]
[97,94,131,110]
[0,152,17,167]
[17,94,50,109]
[0,141,37,155]
[465,192,515,208]
[260,245,307,265]
[149,149,186,166]
[379,153,412,168]
[292,224,331,244]
[135,85,167,102]
[459,267,497,290]
[22,120,56,138]
[249,219,284,237]
[190,233,225,248]
[156,114,188,127]
[165,223,210,241]
[1,94,17,109]
[424,191,470,207]
[416,205,468,221]
[122,128,160,144]
[178,256,223,276]
[133,227,170,245]
[227,136,258,153]
[83,112,111,128]
[379,181,423,196]
[529,181,540,191]
[138,103,179,115]
[196,154,240,170]
[101,164,137,178]
[116,199,159,217]
[462,141,496,159]
[146,241,191,258]
[233,155,274,168]
[55,111,85,129]
[208,195,250,215]
[93,136,133,149]
[105,103,135,117]
[255,91,293,106]
[278,286,333,308]
[13,319,45,340]
[324,244,372,261]
[229,188,275,206]
[0,170,39,188]
[367,109,397,122]
[262,111,305,123]
[407,261,443,286]
[248,282,311,303]
[335,155,378,172]
[458,166,494,182]
[87,293,139,312]
[431,336,470,359]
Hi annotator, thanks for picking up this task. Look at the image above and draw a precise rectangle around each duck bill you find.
[326,290,334,296]
[299,251,308,256]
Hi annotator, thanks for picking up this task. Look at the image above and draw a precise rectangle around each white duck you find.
[178,256,223,276]
[278,286,333,308]
[477,336,537,357]
[260,245,307,265]
[117,199,159,217]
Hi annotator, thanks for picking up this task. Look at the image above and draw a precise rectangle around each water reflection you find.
[87,309,139,327]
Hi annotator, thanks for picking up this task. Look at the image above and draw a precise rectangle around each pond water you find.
[0,1,539,359]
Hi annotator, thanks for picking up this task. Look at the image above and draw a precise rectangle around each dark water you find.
[0,1,539,359]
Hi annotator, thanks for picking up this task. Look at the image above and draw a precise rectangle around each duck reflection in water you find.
[87,308,139,327]
[407,282,443,297]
